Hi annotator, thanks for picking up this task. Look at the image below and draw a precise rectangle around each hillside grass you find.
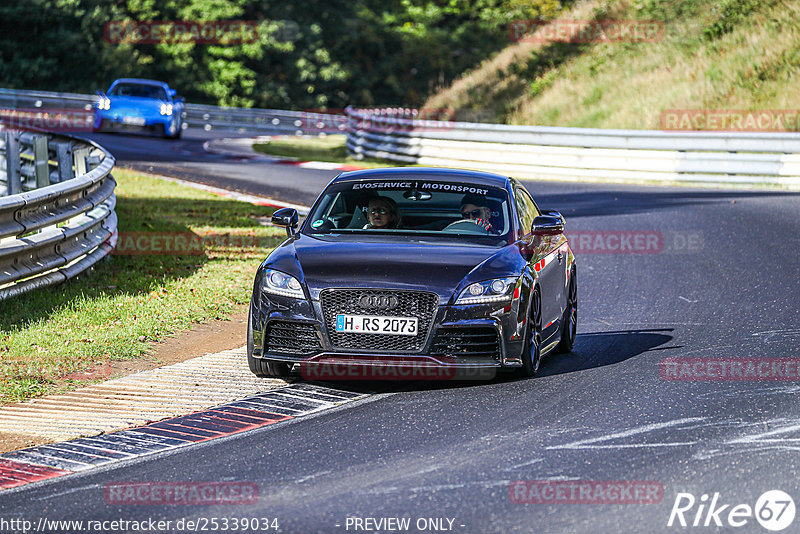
[425,0,800,129]
[0,169,283,404]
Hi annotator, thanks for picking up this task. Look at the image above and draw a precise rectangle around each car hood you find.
[265,234,524,302]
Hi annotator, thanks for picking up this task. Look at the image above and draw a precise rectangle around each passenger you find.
[364,196,401,229]
[459,193,494,232]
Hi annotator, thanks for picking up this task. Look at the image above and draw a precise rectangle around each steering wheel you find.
[442,219,492,234]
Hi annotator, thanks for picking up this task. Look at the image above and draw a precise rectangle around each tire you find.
[517,288,542,377]
[556,268,577,354]
[162,118,181,139]
[246,312,292,378]
[172,118,182,139]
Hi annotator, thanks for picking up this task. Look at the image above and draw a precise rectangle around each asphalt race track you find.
[88,129,340,205]
[2,129,800,533]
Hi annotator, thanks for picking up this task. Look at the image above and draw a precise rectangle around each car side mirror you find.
[168,88,177,97]
[272,208,299,237]
[531,215,564,236]
[540,210,565,226]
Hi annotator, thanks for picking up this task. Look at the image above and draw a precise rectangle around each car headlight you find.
[262,269,304,298]
[455,276,518,305]
[159,103,173,116]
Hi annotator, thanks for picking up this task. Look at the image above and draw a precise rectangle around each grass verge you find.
[253,134,405,168]
[0,168,284,404]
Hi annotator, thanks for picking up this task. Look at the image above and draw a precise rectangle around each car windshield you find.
[303,180,514,244]
[109,83,167,100]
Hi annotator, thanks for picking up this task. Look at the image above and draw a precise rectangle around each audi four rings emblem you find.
[358,294,399,310]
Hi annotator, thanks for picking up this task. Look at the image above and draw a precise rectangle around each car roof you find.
[110,78,169,87]
[332,167,511,188]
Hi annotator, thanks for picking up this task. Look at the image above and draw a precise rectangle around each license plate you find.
[122,116,145,126]
[336,314,418,336]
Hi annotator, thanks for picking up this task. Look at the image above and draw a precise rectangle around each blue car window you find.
[109,83,168,100]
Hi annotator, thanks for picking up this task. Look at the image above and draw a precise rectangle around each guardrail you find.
[0,128,117,301]
[183,102,347,135]
[8,89,799,188]
[344,107,800,187]
[0,88,346,136]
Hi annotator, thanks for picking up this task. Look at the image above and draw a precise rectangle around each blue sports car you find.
[94,78,184,139]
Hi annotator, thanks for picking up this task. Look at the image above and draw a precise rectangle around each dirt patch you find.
[0,432,43,454]
[131,306,248,369]
[0,306,249,454]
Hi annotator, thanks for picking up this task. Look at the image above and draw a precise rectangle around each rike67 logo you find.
[668,490,796,531]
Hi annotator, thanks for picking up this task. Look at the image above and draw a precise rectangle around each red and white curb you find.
[291,161,365,171]
[0,347,285,441]
[0,383,365,492]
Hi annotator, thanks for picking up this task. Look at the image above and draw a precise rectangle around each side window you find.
[323,193,344,217]
[514,186,539,233]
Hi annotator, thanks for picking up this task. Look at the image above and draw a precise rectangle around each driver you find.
[364,196,401,229]
[459,193,494,232]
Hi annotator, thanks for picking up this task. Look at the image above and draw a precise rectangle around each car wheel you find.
[171,117,182,139]
[517,288,542,377]
[162,119,181,139]
[246,312,292,378]
[556,268,577,353]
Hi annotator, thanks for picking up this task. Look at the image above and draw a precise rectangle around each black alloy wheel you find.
[557,268,577,353]
[518,288,542,377]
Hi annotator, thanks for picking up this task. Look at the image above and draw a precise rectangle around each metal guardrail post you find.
[56,141,74,182]
[73,147,89,176]
[32,135,50,188]
[4,131,21,195]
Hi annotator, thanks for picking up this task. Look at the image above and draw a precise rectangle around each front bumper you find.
[95,110,172,129]
[250,290,528,369]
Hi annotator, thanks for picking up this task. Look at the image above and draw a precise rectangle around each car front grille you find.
[430,327,501,360]
[264,321,322,355]
[320,289,438,352]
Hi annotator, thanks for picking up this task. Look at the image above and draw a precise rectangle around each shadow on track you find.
[298,328,677,394]
[536,328,678,378]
